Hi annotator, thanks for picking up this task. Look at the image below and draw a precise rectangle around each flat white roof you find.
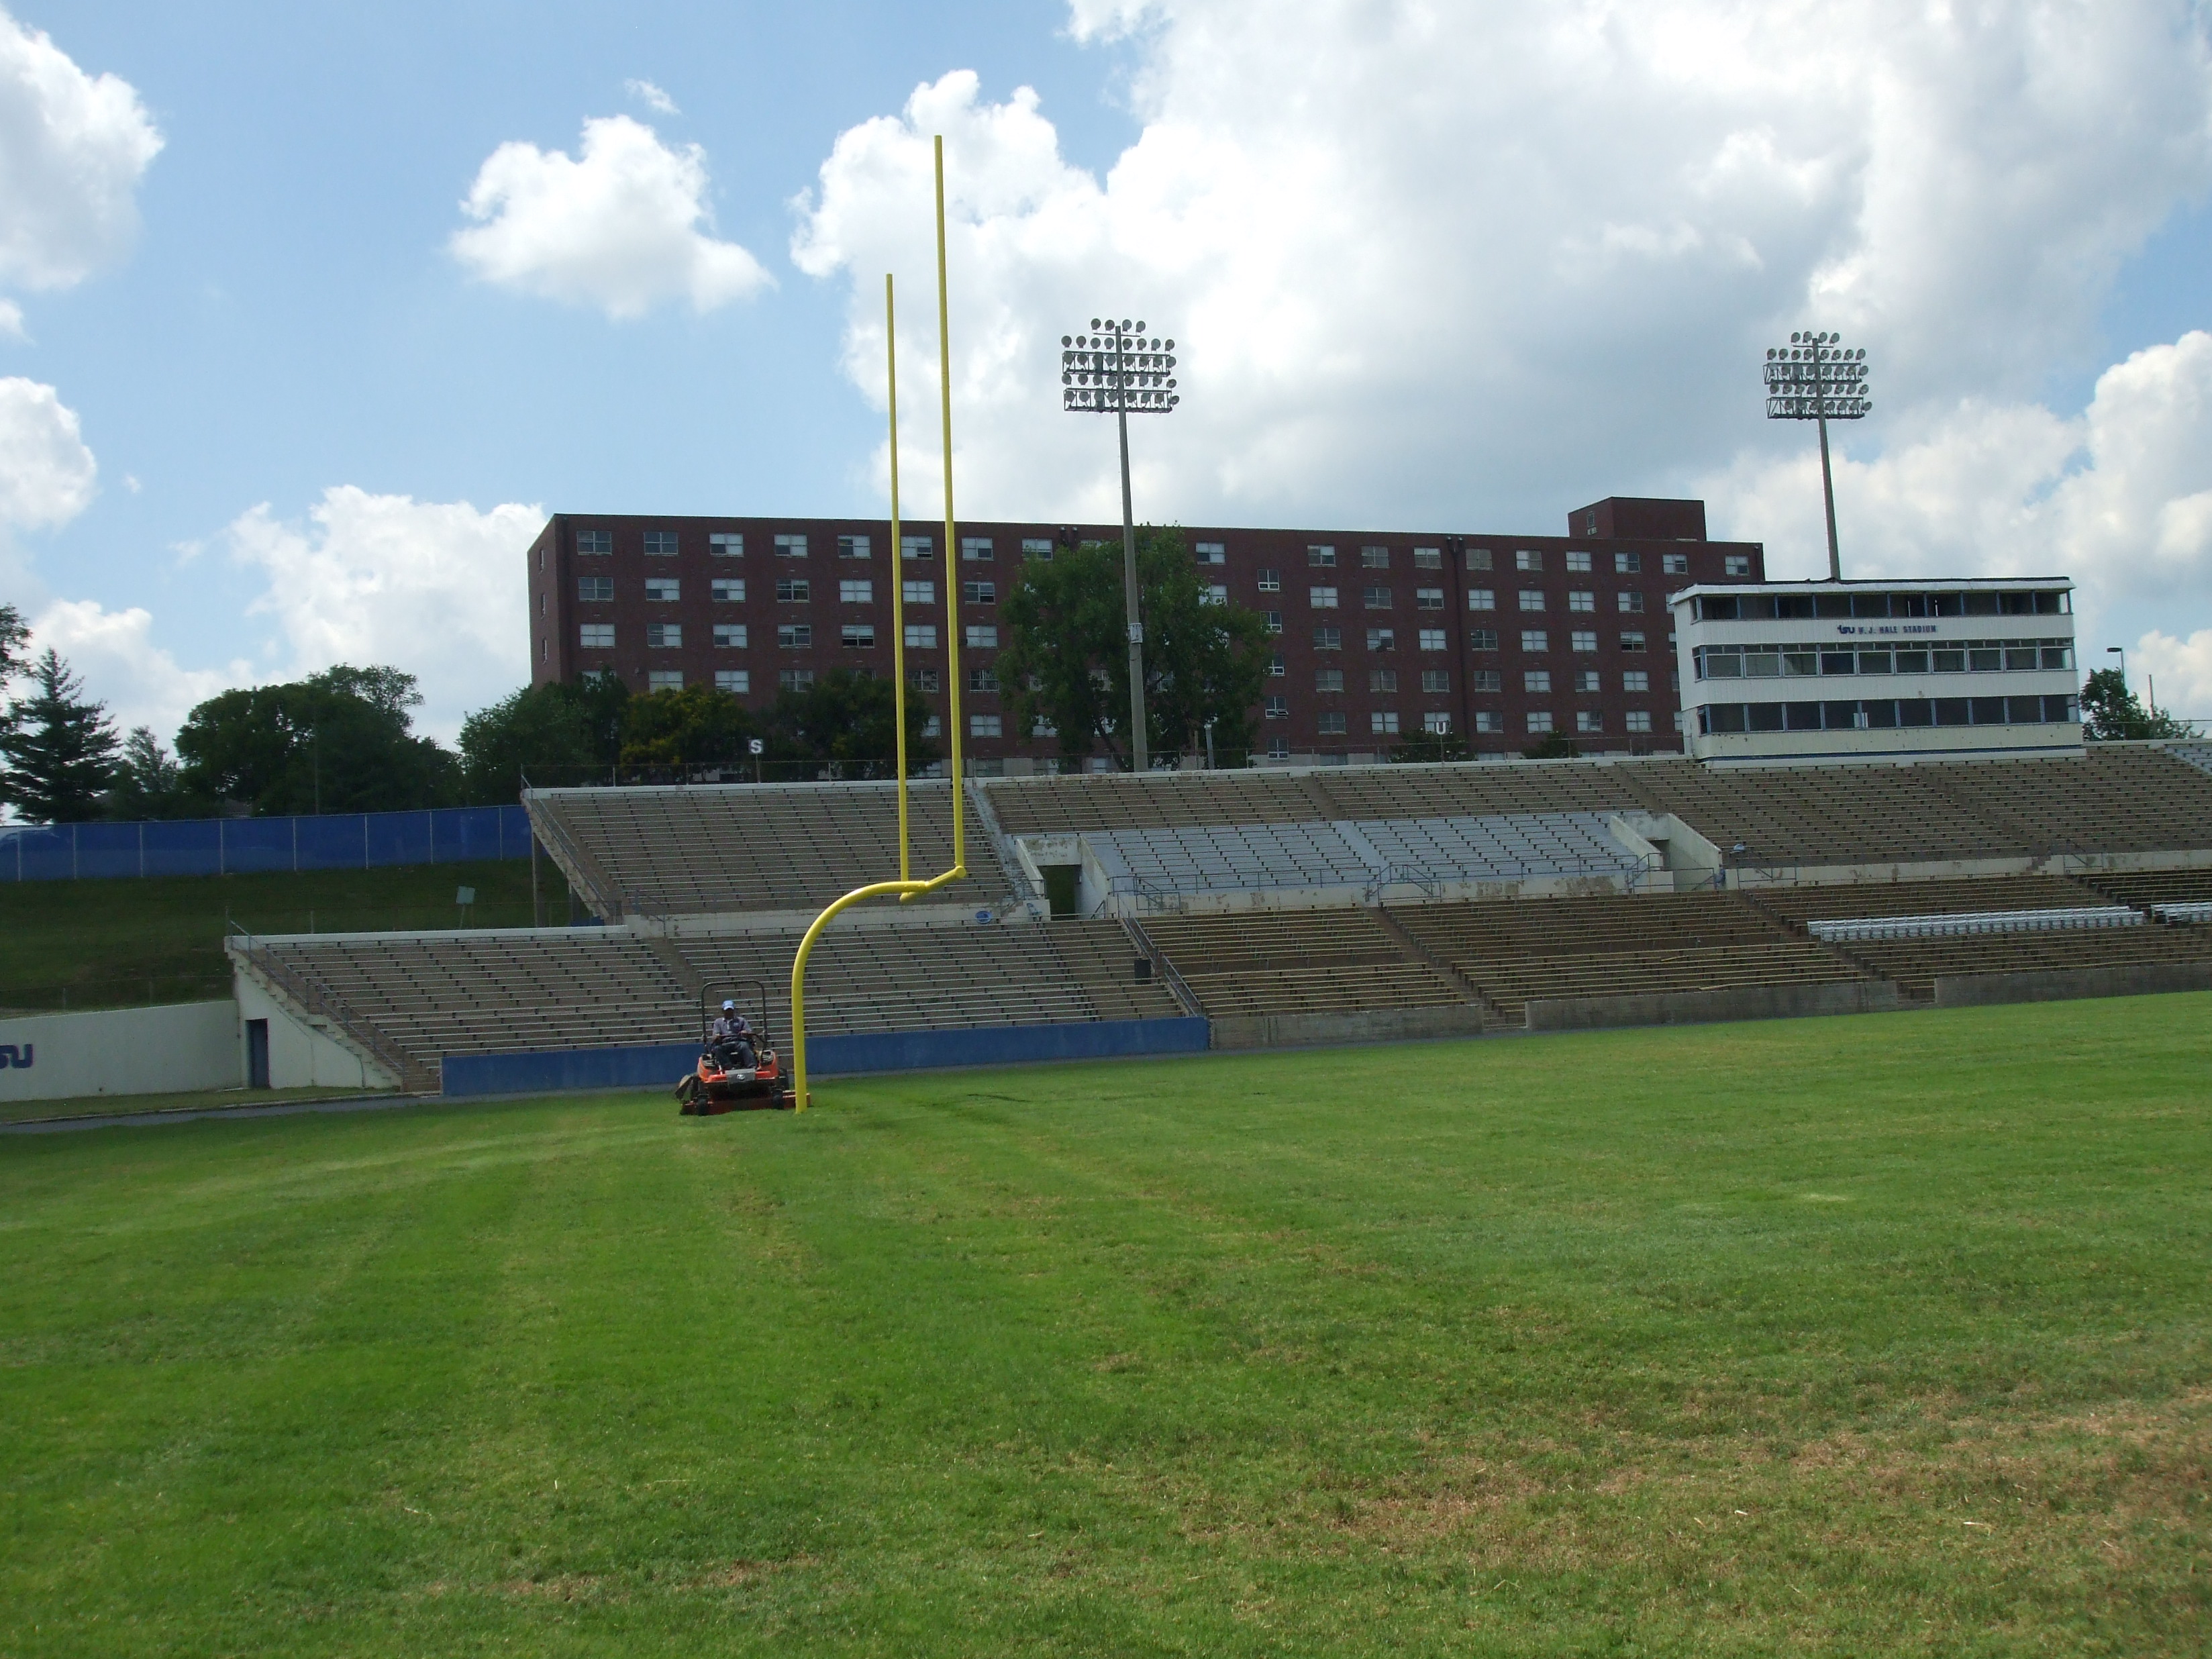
[1672,576,2072,601]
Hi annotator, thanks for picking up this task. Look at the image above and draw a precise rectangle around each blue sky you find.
[3,0,2210,740]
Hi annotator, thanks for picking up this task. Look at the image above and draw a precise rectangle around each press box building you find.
[525,496,1766,769]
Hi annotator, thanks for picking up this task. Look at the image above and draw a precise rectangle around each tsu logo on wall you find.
[0,1044,32,1068]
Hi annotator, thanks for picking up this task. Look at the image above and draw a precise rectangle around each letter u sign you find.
[0,1044,32,1068]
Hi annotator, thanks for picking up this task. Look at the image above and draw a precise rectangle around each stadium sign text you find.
[1833,624,1940,637]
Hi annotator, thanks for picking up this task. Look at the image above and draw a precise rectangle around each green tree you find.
[2079,666,2195,741]
[0,603,29,687]
[1521,731,1579,760]
[1391,729,1472,764]
[998,527,1269,768]
[175,665,458,814]
[460,683,601,801]
[0,649,121,821]
[103,726,191,819]
[619,683,759,772]
[768,668,939,778]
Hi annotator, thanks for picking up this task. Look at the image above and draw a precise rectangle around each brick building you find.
[524,495,1764,768]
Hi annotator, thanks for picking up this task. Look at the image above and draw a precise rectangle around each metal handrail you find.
[227,924,420,1087]
[1119,913,1203,1019]
[519,790,627,922]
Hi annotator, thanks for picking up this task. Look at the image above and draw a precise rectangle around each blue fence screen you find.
[0,805,534,882]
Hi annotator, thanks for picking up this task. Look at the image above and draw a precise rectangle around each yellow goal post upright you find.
[789,134,968,1111]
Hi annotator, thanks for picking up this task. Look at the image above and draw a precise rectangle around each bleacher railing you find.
[0,805,530,883]
[226,923,420,1088]
[1808,907,2142,943]
[1099,854,1661,913]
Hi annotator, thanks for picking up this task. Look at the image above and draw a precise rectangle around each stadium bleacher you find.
[1132,908,1469,1019]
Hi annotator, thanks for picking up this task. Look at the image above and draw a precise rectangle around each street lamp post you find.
[1063,317,1178,770]
[1764,330,1871,581]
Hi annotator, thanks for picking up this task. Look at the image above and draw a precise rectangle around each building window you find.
[1196,540,1227,564]
[902,579,935,606]
[779,668,815,691]
[715,670,750,695]
[904,623,938,649]
[968,666,998,692]
[576,529,613,555]
[578,576,613,602]
[648,670,683,691]
[1526,711,1554,734]
[1519,590,1546,611]
[1315,668,1345,692]
[1466,547,1495,571]
[1622,670,1650,693]
[645,577,680,603]
[921,713,942,737]
[1575,669,1601,693]
[960,538,994,562]
[1570,630,1598,652]
[1525,670,1552,693]
[1266,737,1290,759]
[776,579,810,603]
[1267,653,1285,676]
[1620,631,1648,651]
[1724,554,1752,576]
[1418,628,1447,651]
[1361,546,1390,568]
[1673,710,1687,731]
[1367,628,1396,651]
[1617,591,1646,613]
[1568,591,1595,613]
[644,530,678,557]
[1258,568,1281,593]
[1415,588,1444,610]
[1310,585,1340,607]
[579,623,614,648]
[838,579,873,604]
[1468,588,1497,610]
[1413,547,1442,569]
[1422,711,1451,734]
[1203,585,1228,607]
[1264,695,1289,719]
[1474,710,1503,734]
[911,668,940,692]
[713,623,748,649]
[965,625,998,648]
[1520,630,1548,652]
[711,578,745,603]
[1363,586,1391,609]
[1021,538,1054,560]
[646,622,682,648]
[1566,550,1593,573]
[970,713,1002,737]
[1371,711,1400,734]
[1662,552,1688,574]
[1370,667,1399,692]
[1515,549,1544,571]
[1264,611,1284,634]
[1470,628,1499,651]
[778,625,812,649]
[1624,710,1653,733]
[1471,669,1502,693]
[1576,711,1604,734]
[1314,626,1341,650]
[842,623,876,648]
[1615,552,1643,574]
[774,534,807,558]
[901,536,933,560]
[838,534,870,559]
[1031,717,1057,737]
[708,532,742,558]
[1309,545,1337,566]
[1317,711,1347,736]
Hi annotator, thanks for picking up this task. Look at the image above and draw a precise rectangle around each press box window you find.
[778,625,811,648]
[840,580,873,604]
[645,578,679,602]
[961,538,994,562]
[838,534,870,559]
[903,623,937,649]
[1196,541,1227,564]
[776,580,809,603]
[648,670,683,691]
[579,623,614,648]
[715,670,750,695]
[711,579,745,603]
[577,576,613,602]
[709,532,743,558]
[646,623,682,648]
[644,531,678,556]
[713,624,748,649]
[774,534,808,558]
[576,529,613,555]
[842,624,875,648]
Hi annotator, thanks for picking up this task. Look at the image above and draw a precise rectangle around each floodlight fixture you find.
[1062,313,1180,770]
[1764,329,1871,581]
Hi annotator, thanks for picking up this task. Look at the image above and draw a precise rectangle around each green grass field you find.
[0,858,575,1011]
[3,996,2207,1656]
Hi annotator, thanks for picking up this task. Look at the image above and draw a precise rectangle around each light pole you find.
[1063,317,1178,770]
[1764,330,1870,581]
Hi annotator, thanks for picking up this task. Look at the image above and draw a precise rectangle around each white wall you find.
[233,975,400,1091]
[0,1001,240,1103]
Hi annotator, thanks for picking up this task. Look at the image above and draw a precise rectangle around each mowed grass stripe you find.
[0,995,2206,1655]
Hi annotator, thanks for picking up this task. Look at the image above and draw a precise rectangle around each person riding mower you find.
[676,982,791,1114]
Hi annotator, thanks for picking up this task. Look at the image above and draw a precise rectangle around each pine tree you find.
[0,649,121,823]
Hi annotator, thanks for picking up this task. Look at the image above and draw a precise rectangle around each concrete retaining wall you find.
[1209,1004,1487,1050]
[1524,978,1903,1033]
[1933,962,2212,1009]
[0,1001,240,1102]
[234,974,401,1091]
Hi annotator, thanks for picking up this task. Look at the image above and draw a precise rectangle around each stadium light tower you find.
[1063,317,1178,770]
[1764,330,1870,581]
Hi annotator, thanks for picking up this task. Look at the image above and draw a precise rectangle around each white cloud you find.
[223,487,544,742]
[452,115,770,319]
[0,299,21,339]
[625,78,678,116]
[2134,630,2212,723]
[0,375,95,527]
[791,5,2212,531]
[0,6,161,291]
[27,597,246,739]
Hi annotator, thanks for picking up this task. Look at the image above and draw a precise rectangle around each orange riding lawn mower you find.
[675,980,794,1114]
